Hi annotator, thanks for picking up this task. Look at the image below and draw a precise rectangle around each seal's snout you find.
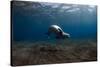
[67,34,70,38]
[62,32,70,38]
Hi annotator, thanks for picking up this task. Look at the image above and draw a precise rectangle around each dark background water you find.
[11,1,97,41]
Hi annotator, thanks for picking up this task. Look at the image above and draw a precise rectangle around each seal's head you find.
[62,32,70,39]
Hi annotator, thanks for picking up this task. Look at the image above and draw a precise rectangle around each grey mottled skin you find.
[46,25,70,39]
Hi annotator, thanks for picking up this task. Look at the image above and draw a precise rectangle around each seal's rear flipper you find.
[45,32,50,39]
[45,32,51,36]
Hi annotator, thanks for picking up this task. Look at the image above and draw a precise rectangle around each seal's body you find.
[46,25,70,39]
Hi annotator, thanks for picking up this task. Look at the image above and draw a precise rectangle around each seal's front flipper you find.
[55,36,61,39]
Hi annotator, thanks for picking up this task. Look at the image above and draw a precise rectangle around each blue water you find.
[12,1,97,41]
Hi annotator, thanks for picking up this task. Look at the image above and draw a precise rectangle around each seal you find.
[46,25,70,39]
